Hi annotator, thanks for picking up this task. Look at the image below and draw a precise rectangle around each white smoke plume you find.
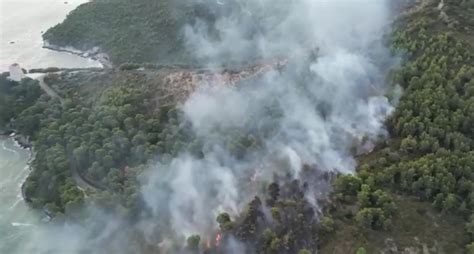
[142,0,397,244]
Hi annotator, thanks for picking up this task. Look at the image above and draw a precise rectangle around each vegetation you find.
[42,0,244,65]
[1,0,473,253]
[215,178,321,253]
[1,67,271,221]
[319,0,474,252]
[0,74,42,131]
[43,0,194,65]
[43,0,292,67]
[1,70,199,216]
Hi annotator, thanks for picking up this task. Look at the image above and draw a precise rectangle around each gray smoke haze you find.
[143,0,397,245]
[13,0,400,253]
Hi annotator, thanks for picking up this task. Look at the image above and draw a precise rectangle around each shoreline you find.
[1,132,34,203]
[0,129,32,149]
[42,42,112,69]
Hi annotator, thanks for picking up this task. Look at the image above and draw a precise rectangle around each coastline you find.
[1,131,34,203]
[0,129,31,149]
[20,152,34,204]
[42,42,112,69]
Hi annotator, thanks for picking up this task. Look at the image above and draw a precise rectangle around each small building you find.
[8,63,26,82]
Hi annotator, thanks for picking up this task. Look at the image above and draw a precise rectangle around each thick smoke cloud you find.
[183,0,393,65]
[143,0,397,245]
[14,0,399,253]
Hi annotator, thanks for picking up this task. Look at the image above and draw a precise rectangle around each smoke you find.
[12,0,400,253]
[142,0,397,245]
[142,155,241,237]
[183,0,393,65]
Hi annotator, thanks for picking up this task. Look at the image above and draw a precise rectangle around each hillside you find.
[42,0,289,66]
[319,0,474,253]
[1,0,473,253]
[43,0,198,65]
[1,59,325,253]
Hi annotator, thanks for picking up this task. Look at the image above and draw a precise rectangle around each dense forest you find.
[43,0,276,66]
[1,70,193,216]
[1,67,317,252]
[43,0,302,67]
[1,0,474,253]
[319,0,474,253]
[0,74,42,131]
[43,0,198,65]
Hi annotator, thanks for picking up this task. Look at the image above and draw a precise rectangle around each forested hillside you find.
[1,0,474,253]
[0,70,196,216]
[320,0,474,253]
[43,0,281,66]
[1,64,327,253]
[43,0,198,65]
[0,74,42,130]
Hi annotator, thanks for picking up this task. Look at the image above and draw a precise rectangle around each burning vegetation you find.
[179,167,336,254]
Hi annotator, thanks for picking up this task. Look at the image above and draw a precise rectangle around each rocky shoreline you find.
[1,132,32,149]
[1,130,34,202]
[21,153,34,204]
[2,132,57,220]
[43,41,112,69]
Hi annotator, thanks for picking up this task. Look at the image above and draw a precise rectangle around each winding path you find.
[70,163,103,192]
[36,75,64,104]
[33,76,103,192]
